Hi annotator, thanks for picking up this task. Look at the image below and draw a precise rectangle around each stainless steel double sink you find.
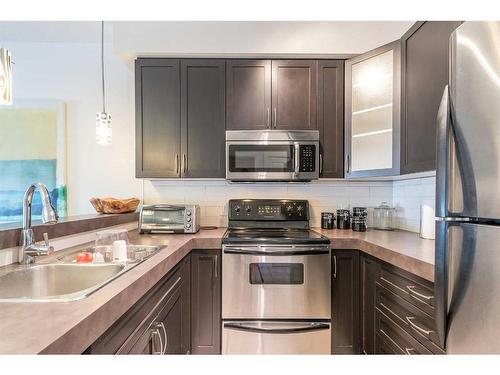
[0,245,164,302]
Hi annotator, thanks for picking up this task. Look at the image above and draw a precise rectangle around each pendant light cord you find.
[101,20,106,113]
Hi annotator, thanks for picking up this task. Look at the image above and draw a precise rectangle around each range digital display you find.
[257,205,281,215]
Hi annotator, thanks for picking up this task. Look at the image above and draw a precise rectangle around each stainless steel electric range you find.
[221,199,332,354]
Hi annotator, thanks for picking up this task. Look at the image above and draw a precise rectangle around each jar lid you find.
[375,202,393,210]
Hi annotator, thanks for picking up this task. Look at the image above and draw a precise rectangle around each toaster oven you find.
[139,204,200,234]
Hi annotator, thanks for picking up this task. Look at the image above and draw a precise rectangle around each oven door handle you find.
[223,322,330,334]
[223,246,330,256]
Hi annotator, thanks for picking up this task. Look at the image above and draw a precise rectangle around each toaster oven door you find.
[140,206,185,233]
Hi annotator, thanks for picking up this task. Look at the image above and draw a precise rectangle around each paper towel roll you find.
[420,203,436,240]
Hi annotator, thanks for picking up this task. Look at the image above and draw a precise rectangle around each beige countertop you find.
[0,227,434,354]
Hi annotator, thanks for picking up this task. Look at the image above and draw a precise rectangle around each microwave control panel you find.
[299,145,316,172]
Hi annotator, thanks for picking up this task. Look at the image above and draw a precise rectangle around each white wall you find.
[3,21,435,230]
[2,40,140,215]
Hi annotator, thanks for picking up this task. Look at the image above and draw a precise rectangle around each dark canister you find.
[352,216,367,232]
[352,207,368,218]
[321,212,334,229]
[336,209,351,229]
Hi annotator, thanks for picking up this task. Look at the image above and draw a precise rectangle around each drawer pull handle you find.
[405,347,416,355]
[406,316,433,336]
[407,285,433,302]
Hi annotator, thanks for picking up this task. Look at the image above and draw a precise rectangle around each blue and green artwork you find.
[0,102,67,224]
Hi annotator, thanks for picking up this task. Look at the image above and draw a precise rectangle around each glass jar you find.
[373,202,395,231]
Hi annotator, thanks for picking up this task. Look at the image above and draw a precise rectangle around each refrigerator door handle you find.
[434,220,449,348]
[435,85,451,219]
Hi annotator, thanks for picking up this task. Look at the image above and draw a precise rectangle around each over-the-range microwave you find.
[225,130,320,182]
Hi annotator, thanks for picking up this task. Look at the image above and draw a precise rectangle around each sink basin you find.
[0,263,126,302]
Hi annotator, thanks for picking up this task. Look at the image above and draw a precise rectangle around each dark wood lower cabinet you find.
[360,255,380,354]
[331,250,360,354]
[190,250,222,354]
[88,256,190,355]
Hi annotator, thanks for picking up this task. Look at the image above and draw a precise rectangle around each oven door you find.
[225,141,318,181]
[222,321,331,354]
[222,244,331,319]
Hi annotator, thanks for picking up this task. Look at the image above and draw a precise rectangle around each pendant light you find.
[0,48,13,105]
[96,21,112,145]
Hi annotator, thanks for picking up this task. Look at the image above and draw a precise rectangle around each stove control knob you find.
[245,206,252,213]
[286,205,293,213]
[297,205,304,212]
[234,206,241,213]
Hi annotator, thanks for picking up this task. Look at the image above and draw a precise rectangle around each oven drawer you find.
[222,246,331,319]
[222,321,331,354]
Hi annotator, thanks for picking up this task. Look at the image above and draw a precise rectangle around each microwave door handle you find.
[294,142,300,177]
[224,322,330,334]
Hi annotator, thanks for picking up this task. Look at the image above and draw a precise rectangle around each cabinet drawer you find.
[377,283,444,354]
[378,263,434,315]
[375,308,431,355]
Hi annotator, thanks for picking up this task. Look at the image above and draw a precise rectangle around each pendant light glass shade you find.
[96,112,112,145]
[96,21,111,145]
[0,48,13,105]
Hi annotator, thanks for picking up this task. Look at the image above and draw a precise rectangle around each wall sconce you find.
[0,48,13,105]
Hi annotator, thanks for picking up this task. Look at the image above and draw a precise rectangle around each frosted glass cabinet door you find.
[345,41,401,178]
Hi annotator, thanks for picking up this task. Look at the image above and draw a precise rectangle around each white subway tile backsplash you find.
[141,176,436,234]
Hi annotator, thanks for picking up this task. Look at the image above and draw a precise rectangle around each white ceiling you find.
[0,21,414,59]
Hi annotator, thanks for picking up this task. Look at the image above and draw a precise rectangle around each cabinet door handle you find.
[407,285,433,302]
[267,107,270,128]
[406,316,433,337]
[273,107,277,128]
[214,254,218,279]
[160,322,168,354]
[345,154,350,174]
[175,154,179,175]
[182,154,187,174]
[333,255,337,279]
[319,154,323,174]
[151,327,163,355]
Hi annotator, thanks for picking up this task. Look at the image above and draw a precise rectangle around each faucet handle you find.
[43,232,50,247]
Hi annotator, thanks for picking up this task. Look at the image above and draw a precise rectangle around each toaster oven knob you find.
[186,217,192,222]
[186,223,192,228]
[186,210,192,216]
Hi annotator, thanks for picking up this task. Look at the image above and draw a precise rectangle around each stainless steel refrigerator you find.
[435,21,500,354]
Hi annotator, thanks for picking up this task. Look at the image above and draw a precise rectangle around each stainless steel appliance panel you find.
[435,221,500,353]
[222,321,331,354]
[222,245,331,319]
[444,22,500,220]
[225,130,319,181]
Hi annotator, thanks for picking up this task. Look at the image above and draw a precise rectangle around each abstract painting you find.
[0,100,67,224]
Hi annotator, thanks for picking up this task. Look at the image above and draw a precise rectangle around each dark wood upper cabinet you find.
[318,60,344,178]
[181,60,226,178]
[331,250,360,354]
[226,60,272,130]
[136,59,180,178]
[272,60,317,130]
[400,21,462,174]
[190,250,221,355]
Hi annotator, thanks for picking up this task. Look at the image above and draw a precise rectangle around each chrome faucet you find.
[19,182,59,265]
